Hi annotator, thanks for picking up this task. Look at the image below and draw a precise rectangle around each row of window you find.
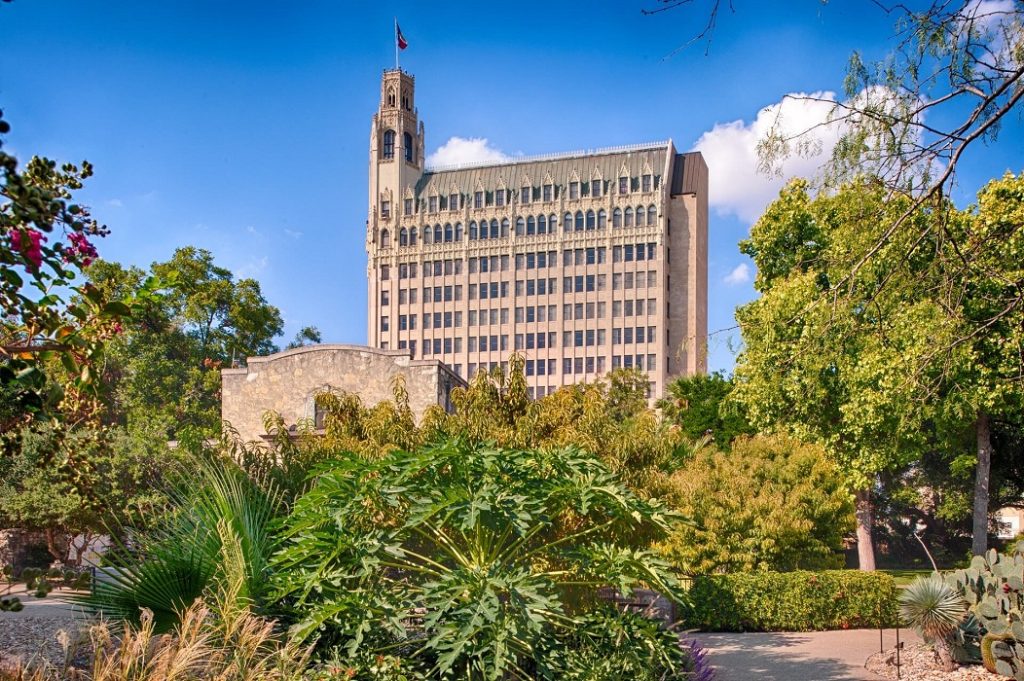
[381,130,415,163]
[408,174,660,217]
[383,244,659,281]
[383,205,659,247]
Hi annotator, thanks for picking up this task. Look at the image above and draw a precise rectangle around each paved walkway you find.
[691,629,921,681]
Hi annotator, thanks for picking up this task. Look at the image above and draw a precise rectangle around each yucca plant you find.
[899,577,965,671]
[273,438,690,680]
[78,453,278,631]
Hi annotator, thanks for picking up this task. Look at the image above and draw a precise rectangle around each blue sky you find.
[3,1,1021,373]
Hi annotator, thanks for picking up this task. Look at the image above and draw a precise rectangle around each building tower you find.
[367,69,425,346]
[366,68,708,400]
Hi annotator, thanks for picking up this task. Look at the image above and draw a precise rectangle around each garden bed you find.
[866,644,1003,681]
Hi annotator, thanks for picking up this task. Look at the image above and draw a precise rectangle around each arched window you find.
[444,223,453,242]
[501,219,509,237]
[624,207,633,228]
[387,87,396,107]
[637,206,646,226]
[527,216,536,235]
[515,217,525,236]
[598,209,607,229]
[399,227,408,246]
[564,213,573,233]
[549,214,558,234]
[380,229,390,248]
[492,219,502,238]
[423,225,431,244]
[455,223,463,241]
[585,210,595,230]
[613,208,622,228]
[382,130,396,159]
[404,132,414,162]
[479,220,488,239]
[647,205,657,226]
[574,210,584,232]
[538,214,547,234]
[470,221,478,240]
[410,227,417,245]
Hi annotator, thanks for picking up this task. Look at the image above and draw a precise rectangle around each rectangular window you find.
[521,186,530,204]
[619,177,628,194]
[648,326,656,343]
[625,327,634,344]
[444,338,453,354]
[429,196,438,213]
[410,288,418,304]
[569,182,579,199]
[468,310,477,326]
[449,193,459,210]
[574,357,583,374]
[455,311,462,327]
[496,189,505,207]
[543,184,552,202]
[586,356,595,374]
[592,180,601,197]
[404,198,413,216]
[526,279,536,296]
[625,272,634,289]
[585,275,595,292]
[642,174,652,192]
[380,316,389,331]
[381,200,390,218]
[563,250,572,267]
[433,312,442,328]
[597,274,606,291]
[381,290,390,306]
[474,191,483,209]
[563,358,573,375]
[613,301,622,317]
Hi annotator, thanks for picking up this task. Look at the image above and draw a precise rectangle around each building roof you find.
[417,141,672,197]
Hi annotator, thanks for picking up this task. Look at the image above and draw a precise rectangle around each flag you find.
[396,22,408,50]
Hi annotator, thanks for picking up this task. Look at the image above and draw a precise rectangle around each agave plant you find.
[899,577,965,671]
[272,438,690,680]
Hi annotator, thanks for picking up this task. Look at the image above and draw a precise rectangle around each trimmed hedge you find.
[684,570,899,631]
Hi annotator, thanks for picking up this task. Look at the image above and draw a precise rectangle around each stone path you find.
[691,629,922,681]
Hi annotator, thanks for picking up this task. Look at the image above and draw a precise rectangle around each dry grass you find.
[0,599,311,681]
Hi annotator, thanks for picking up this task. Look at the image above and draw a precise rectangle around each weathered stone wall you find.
[0,529,51,571]
[222,344,463,443]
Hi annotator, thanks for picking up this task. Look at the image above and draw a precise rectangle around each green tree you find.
[659,371,753,447]
[285,325,321,349]
[658,434,854,574]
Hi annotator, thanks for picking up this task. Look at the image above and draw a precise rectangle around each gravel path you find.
[0,587,92,669]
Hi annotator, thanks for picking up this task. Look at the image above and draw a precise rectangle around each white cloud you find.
[284,228,303,239]
[723,263,751,286]
[237,255,268,278]
[693,91,847,224]
[106,198,123,208]
[426,137,508,168]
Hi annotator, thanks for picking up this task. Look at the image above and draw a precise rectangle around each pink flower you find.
[12,229,46,269]
[65,231,98,267]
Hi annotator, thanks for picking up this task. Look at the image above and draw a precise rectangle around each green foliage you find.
[685,570,899,631]
[272,439,685,680]
[658,434,854,573]
[81,453,277,631]
[658,371,754,448]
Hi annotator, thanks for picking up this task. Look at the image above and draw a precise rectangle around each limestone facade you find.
[366,68,708,400]
[221,345,463,443]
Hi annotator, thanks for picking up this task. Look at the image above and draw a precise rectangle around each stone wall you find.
[0,529,51,572]
[222,344,464,443]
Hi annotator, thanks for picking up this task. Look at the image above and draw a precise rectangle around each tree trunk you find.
[855,488,877,571]
[972,411,992,556]
[43,528,68,565]
[935,638,956,672]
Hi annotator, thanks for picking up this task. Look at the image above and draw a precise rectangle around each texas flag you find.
[396,22,408,50]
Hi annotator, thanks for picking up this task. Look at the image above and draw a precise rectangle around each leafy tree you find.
[658,434,854,574]
[87,248,284,438]
[733,175,1024,567]
[1,109,128,431]
[659,371,754,447]
[285,325,321,349]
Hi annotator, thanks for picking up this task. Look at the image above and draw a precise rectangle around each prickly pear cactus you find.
[943,548,1024,679]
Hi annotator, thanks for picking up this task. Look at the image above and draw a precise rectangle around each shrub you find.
[899,577,965,670]
[272,439,689,679]
[658,434,854,574]
[685,570,899,631]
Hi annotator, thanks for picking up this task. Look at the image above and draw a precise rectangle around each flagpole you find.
[394,17,399,70]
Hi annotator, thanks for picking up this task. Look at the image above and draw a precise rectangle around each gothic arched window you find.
[399,228,408,246]
[515,217,524,236]
[563,212,573,233]
[382,130,396,159]
[624,207,633,228]
[455,223,463,241]
[423,225,431,244]
[538,214,547,234]
[527,216,536,235]
[613,208,622,228]
[404,132,414,162]
[380,229,390,248]
[574,210,584,232]
[647,205,657,226]
[433,224,442,242]
[470,221,478,240]
[410,227,417,245]
[444,223,453,242]
[585,210,595,230]
[598,209,607,229]
[500,219,509,237]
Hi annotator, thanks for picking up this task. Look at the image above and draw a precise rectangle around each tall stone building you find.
[366,68,707,399]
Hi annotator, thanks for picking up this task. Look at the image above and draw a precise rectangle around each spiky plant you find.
[899,577,965,671]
